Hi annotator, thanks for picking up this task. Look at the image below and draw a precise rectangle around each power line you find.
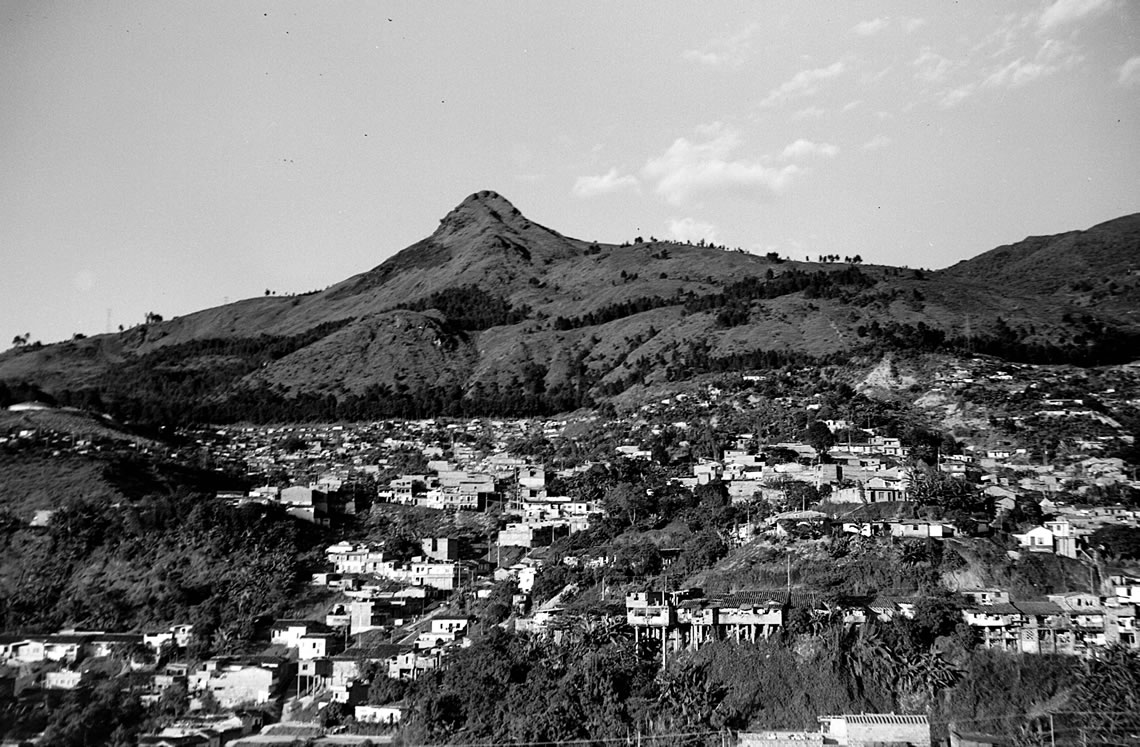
[370,714,1140,747]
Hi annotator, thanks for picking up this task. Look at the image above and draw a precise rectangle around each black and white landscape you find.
[1,3,1139,745]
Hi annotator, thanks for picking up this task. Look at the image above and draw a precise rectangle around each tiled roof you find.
[986,603,1021,615]
[716,590,789,607]
[1014,601,1064,615]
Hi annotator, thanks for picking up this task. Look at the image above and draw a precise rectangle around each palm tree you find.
[897,650,959,713]
[654,660,725,731]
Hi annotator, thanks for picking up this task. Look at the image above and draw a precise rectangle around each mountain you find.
[942,213,1140,295]
[1,192,1138,422]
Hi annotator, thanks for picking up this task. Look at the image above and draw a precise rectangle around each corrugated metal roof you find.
[835,714,929,725]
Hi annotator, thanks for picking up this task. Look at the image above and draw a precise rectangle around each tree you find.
[908,466,980,510]
[771,478,819,512]
[1089,525,1140,560]
[613,540,663,579]
[803,421,836,455]
[1068,646,1140,743]
[654,660,727,730]
[39,677,147,746]
[602,483,655,529]
[764,446,800,466]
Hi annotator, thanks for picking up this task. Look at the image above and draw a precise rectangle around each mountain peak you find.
[436,190,526,236]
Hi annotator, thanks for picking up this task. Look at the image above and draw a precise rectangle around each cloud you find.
[938,82,977,108]
[913,48,954,84]
[759,59,847,107]
[852,18,888,36]
[641,124,800,205]
[1119,55,1140,86]
[1038,0,1114,33]
[860,67,892,86]
[682,24,760,68]
[862,135,892,151]
[780,139,839,160]
[572,168,640,198]
[981,39,1083,89]
[903,17,927,33]
[924,30,1084,108]
[667,217,718,243]
[792,106,826,120]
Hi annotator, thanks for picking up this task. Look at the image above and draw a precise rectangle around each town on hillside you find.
[0,355,1138,745]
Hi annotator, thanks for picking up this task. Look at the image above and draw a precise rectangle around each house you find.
[421,536,461,562]
[693,461,724,485]
[1012,526,1055,552]
[387,649,441,680]
[430,616,472,637]
[325,543,389,574]
[390,476,427,504]
[518,467,546,497]
[349,600,406,635]
[831,476,909,504]
[44,669,85,689]
[888,520,954,539]
[1105,604,1139,649]
[271,620,329,649]
[498,523,536,547]
[864,476,909,502]
[984,486,1018,513]
[355,703,404,725]
[230,724,324,747]
[626,589,785,650]
[326,603,352,629]
[299,632,344,660]
[413,616,471,650]
[738,731,823,747]
[329,639,401,703]
[188,658,284,708]
[819,714,930,747]
[1112,575,1140,605]
[143,624,195,652]
[137,714,262,747]
[960,589,1010,606]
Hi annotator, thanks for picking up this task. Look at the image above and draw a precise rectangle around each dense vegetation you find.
[0,494,324,651]
[28,319,354,423]
[684,267,876,327]
[859,316,1140,366]
[551,267,875,331]
[404,285,530,330]
[553,295,680,330]
[385,611,1140,746]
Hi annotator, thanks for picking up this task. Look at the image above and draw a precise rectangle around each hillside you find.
[941,213,1140,295]
[1,193,1138,423]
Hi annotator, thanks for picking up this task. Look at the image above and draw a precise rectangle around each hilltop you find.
[1,192,1137,423]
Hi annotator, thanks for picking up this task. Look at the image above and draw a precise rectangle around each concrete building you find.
[819,714,930,747]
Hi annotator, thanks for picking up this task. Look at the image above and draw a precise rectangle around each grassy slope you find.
[0,196,1136,409]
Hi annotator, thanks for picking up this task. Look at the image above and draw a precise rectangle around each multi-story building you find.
[625,589,786,651]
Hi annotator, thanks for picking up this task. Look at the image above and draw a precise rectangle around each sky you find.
[2,0,1138,349]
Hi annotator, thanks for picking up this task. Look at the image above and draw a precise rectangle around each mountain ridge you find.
[1,194,1138,422]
